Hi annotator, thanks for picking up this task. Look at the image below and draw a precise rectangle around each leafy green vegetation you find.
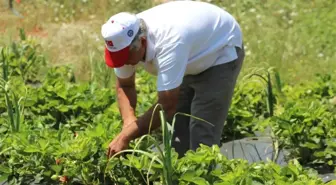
[1,0,336,184]
[1,26,336,185]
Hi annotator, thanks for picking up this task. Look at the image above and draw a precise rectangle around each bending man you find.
[101,1,245,158]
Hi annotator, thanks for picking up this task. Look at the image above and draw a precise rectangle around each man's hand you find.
[107,120,140,158]
[107,132,131,158]
[107,86,180,158]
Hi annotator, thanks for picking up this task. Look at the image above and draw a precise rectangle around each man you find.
[102,1,245,158]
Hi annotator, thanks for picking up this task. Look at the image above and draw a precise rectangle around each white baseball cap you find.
[101,12,140,68]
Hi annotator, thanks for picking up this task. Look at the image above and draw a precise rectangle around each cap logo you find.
[127,30,134,37]
[106,40,114,47]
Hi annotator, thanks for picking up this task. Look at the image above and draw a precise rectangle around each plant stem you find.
[160,110,173,185]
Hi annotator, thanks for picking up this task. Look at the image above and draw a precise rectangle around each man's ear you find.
[140,37,147,48]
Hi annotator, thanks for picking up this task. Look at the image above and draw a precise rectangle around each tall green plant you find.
[244,67,282,162]
[247,68,277,117]
[0,47,26,133]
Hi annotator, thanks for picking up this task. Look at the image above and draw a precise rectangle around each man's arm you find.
[119,43,189,141]
[119,86,180,141]
[107,43,188,158]
[115,72,137,128]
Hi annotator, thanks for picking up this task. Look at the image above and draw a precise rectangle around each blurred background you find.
[1,0,335,88]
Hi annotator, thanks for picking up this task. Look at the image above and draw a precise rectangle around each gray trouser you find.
[171,45,245,158]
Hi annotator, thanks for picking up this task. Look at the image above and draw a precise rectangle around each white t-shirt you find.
[114,1,243,91]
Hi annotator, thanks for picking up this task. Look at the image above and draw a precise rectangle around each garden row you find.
[0,31,335,184]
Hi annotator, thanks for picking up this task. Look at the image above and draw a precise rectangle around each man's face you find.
[126,37,147,66]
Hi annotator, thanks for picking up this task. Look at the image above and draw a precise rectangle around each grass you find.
[1,0,335,88]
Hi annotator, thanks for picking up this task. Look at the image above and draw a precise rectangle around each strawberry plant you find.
[0,28,46,84]
[104,144,327,185]
[1,29,336,185]
[271,100,336,173]
[223,79,266,142]
[222,68,281,143]
[267,73,336,173]
[281,74,335,103]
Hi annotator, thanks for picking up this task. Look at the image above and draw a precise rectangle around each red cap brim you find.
[105,46,130,68]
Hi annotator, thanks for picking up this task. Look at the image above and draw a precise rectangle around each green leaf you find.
[0,173,9,182]
[325,180,336,185]
[300,142,320,149]
[325,148,336,156]
[56,104,69,112]
[19,28,26,40]
[76,100,93,110]
[50,165,62,174]
[34,173,44,184]
[124,155,142,169]
[310,127,324,135]
[180,170,209,185]
[88,123,104,137]
[0,126,8,133]
[38,139,49,151]
[313,151,325,157]
[54,83,67,99]
[326,140,336,148]
[0,165,11,173]
[43,170,52,177]
[24,146,40,153]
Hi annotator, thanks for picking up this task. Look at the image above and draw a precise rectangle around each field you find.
[0,0,336,184]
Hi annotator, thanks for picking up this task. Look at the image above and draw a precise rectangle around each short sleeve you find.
[156,43,189,91]
[114,65,135,79]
